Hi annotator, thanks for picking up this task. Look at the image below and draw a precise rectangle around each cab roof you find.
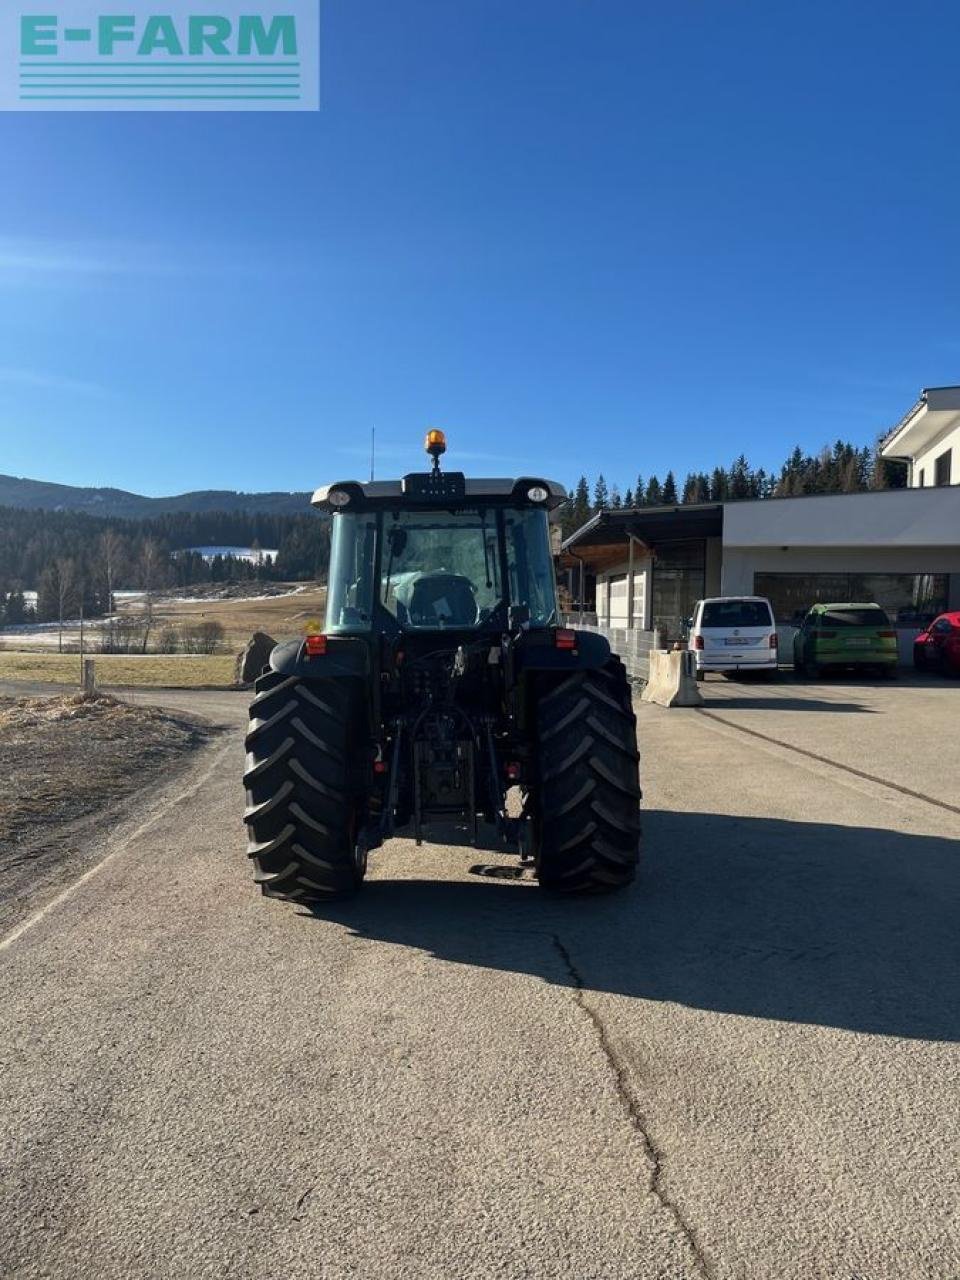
[312,474,567,513]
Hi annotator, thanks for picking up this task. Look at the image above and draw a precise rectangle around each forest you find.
[0,506,330,625]
[559,439,907,534]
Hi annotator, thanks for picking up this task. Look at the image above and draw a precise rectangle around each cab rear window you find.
[701,601,772,628]
[818,608,890,628]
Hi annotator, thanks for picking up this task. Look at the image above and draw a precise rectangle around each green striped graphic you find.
[20,60,300,66]
[20,94,300,100]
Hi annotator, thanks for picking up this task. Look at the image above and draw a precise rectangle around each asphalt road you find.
[1,678,958,1279]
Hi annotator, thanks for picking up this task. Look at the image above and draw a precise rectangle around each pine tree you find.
[644,475,662,505]
[634,475,644,506]
[729,454,752,500]
[661,471,678,505]
[564,474,592,534]
[593,474,609,511]
[610,484,622,509]
[622,487,634,508]
[709,467,729,501]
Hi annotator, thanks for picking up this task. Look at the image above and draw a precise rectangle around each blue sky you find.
[1,0,959,498]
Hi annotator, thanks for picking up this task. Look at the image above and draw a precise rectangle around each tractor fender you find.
[268,636,371,681]
[515,628,611,672]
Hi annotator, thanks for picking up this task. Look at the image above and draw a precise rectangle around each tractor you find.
[243,431,641,900]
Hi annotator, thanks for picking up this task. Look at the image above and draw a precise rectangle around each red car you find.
[913,612,960,675]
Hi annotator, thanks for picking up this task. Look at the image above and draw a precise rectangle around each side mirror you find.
[508,604,530,630]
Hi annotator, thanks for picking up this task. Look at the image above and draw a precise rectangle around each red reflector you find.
[693,635,704,650]
[305,633,327,657]
[555,629,577,650]
[373,760,388,774]
[770,633,778,649]
[878,631,896,639]
[505,761,521,780]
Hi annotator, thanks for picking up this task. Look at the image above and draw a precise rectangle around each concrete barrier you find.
[640,650,704,708]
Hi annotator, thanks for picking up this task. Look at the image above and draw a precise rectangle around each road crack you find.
[292,1184,315,1221]
[552,934,716,1280]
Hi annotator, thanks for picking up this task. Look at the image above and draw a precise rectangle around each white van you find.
[686,596,778,679]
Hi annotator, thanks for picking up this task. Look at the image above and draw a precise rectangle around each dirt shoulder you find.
[0,692,217,934]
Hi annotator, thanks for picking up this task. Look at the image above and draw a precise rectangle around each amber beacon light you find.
[424,428,447,461]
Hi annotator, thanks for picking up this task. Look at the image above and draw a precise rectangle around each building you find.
[560,387,960,660]
[880,385,960,488]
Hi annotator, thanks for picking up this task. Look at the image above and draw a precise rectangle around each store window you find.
[652,540,705,641]
[754,572,949,627]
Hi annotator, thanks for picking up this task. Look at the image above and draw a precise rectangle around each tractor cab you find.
[314,430,564,637]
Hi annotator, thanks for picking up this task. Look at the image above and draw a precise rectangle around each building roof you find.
[559,502,723,571]
[880,385,960,460]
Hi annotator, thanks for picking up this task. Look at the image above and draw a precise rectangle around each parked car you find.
[686,596,778,680]
[793,603,898,678]
[913,612,960,675]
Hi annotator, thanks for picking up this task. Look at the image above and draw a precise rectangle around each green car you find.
[793,603,899,678]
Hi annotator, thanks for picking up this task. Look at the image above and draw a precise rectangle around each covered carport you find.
[559,502,723,641]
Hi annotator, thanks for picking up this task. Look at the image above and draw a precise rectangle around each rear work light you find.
[555,629,577,650]
[770,633,778,649]
[305,633,327,657]
[693,635,704,650]
[878,630,896,639]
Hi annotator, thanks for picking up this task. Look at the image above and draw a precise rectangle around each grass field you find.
[0,652,237,689]
[133,585,327,650]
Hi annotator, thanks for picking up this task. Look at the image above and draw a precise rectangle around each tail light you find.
[555,629,577,650]
[693,635,704,650]
[878,630,896,639]
[305,633,327,657]
[769,633,778,649]
[818,630,837,639]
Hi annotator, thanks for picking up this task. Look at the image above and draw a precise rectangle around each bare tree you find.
[53,558,76,654]
[139,539,164,653]
[99,529,124,615]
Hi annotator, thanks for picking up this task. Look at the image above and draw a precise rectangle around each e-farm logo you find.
[2,2,318,110]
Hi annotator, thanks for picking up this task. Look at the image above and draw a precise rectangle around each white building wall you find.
[912,421,960,488]
[722,484,960,549]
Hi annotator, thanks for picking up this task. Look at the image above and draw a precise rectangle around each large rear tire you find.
[533,657,641,894]
[243,670,366,901]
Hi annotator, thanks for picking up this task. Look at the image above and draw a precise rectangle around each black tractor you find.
[243,432,640,900]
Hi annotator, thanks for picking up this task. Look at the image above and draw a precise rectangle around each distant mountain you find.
[0,473,314,518]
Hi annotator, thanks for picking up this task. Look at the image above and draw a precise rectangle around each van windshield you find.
[701,601,772,628]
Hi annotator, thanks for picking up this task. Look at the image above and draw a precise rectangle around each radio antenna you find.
[370,426,375,481]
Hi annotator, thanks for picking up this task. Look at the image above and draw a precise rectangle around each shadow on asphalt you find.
[307,810,960,1043]
[703,695,875,712]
